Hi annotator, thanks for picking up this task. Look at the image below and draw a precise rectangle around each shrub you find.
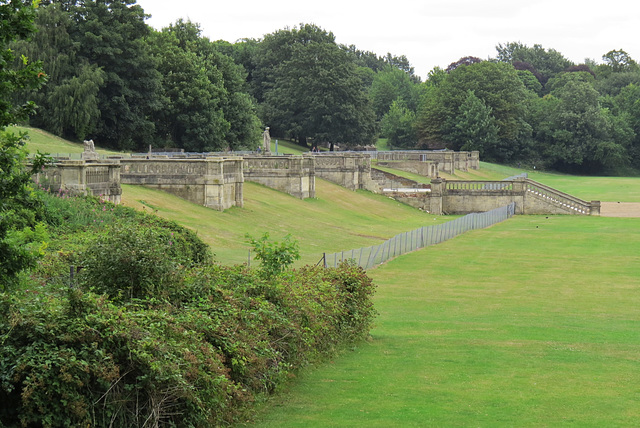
[246,232,300,278]
[1,197,377,426]
[78,225,186,301]
[323,260,378,342]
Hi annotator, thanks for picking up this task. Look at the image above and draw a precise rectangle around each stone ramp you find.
[600,202,640,217]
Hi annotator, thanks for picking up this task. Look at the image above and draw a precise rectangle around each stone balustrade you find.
[33,160,122,204]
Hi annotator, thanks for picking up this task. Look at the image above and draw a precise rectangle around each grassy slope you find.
[250,215,640,427]
[22,128,640,425]
[122,181,447,266]
[9,125,124,155]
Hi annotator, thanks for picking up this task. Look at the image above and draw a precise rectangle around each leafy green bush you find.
[1,193,377,426]
[247,232,300,278]
[78,225,192,301]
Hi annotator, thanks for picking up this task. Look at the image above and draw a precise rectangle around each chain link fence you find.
[323,203,516,269]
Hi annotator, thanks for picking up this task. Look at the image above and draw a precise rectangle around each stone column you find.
[428,178,444,215]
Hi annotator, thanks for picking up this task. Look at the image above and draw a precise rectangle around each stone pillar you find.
[590,201,601,216]
[470,151,480,169]
[58,160,87,194]
[108,162,122,204]
[511,178,525,192]
[428,178,444,215]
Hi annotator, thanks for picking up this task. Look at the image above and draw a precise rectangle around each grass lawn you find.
[247,215,640,426]
[121,180,450,266]
[9,125,124,156]
[18,127,640,426]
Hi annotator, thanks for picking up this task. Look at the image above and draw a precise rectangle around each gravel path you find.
[599,202,640,217]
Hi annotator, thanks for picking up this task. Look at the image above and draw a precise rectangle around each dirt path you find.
[600,202,640,217]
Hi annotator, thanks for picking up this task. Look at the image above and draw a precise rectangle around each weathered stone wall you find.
[243,155,315,199]
[375,160,439,178]
[314,153,375,191]
[382,178,599,216]
[375,150,479,175]
[454,151,480,171]
[34,160,122,204]
[435,179,599,215]
[120,157,243,211]
[370,168,430,191]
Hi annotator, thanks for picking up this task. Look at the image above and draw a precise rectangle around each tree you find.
[543,80,627,173]
[445,56,483,73]
[449,90,499,158]
[256,24,376,148]
[167,20,261,150]
[1,0,50,288]
[545,70,595,93]
[614,83,640,168]
[69,0,162,150]
[148,29,229,151]
[11,2,105,140]
[601,49,639,73]
[369,67,420,120]
[417,61,530,160]
[495,42,573,87]
[380,99,417,148]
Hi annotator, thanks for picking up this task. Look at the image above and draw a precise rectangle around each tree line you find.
[9,0,640,174]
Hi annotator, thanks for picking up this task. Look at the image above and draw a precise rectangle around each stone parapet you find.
[33,160,122,204]
[313,153,373,191]
[120,157,243,211]
[243,155,315,199]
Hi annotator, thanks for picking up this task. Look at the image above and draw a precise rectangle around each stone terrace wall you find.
[243,155,315,199]
[314,153,375,191]
[375,160,438,178]
[120,157,243,211]
[434,178,599,215]
[34,160,122,204]
[375,150,479,174]
[370,168,430,192]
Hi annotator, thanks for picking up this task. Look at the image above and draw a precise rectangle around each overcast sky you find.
[135,0,639,80]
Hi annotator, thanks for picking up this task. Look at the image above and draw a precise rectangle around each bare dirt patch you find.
[600,202,640,217]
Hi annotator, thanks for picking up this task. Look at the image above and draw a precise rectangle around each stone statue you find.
[82,139,98,160]
[262,127,271,154]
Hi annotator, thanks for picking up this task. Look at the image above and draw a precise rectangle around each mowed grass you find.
[9,125,124,155]
[121,180,448,266]
[248,215,640,427]
[20,128,640,425]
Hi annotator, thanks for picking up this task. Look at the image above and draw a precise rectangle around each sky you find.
[135,0,640,80]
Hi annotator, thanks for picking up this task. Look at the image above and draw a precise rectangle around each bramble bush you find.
[0,191,377,426]
[246,232,300,278]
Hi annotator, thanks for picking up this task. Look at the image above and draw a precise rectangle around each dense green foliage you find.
[0,0,51,289]
[253,24,377,149]
[0,191,377,426]
[9,2,638,172]
[417,46,640,174]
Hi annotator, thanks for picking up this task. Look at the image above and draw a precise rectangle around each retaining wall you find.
[383,178,600,216]
[120,157,243,211]
[243,155,315,199]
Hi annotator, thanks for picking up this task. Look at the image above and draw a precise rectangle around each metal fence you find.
[323,202,516,269]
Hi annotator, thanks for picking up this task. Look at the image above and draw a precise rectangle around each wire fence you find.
[323,202,516,269]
